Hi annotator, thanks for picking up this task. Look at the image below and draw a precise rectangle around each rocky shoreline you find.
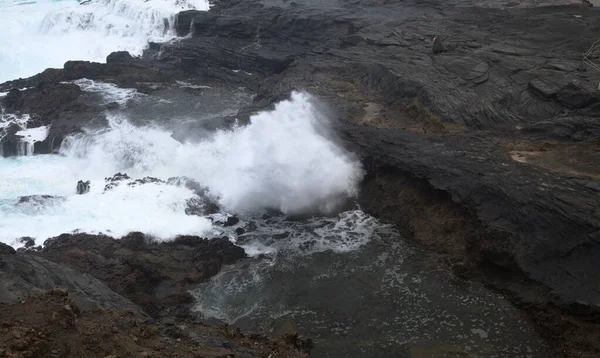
[0,237,312,357]
[2,0,600,356]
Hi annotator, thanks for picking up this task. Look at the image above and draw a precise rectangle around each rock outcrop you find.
[37,232,246,318]
[0,253,146,317]
[0,235,308,357]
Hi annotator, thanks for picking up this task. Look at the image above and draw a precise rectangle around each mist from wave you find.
[0,91,364,245]
[0,0,209,83]
[60,91,364,215]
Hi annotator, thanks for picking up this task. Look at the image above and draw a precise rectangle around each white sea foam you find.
[0,112,30,132]
[61,91,364,214]
[68,78,141,105]
[1,109,44,156]
[235,210,382,257]
[0,0,209,83]
[0,91,364,245]
[0,163,213,246]
[16,125,49,143]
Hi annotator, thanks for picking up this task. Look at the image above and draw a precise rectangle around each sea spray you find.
[60,91,364,213]
[0,91,363,243]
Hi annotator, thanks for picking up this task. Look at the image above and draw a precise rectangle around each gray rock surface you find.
[0,253,147,317]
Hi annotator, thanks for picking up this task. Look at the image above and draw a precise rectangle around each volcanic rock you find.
[38,232,246,317]
[76,180,90,195]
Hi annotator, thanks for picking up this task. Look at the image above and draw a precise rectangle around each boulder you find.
[76,180,90,195]
[106,51,134,65]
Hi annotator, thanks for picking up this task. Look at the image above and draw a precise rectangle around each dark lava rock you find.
[106,51,134,65]
[105,173,130,182]
[17,195,64,206]
[76,180,90,195]
[235,228,245,235]
[38,232,246,317]
[185,197,220,216]
[167,176,207,196]
[175,10,202,37]
[432,36,444,54]
[556,81,600,109]
[273,232,290,240]
[17,237,35,249]
[103,172,131,191]
[3,88,23,111]
[0,124,25,157]
[0,243,16,255]
[148,41,161,51]
[0,254,145,316]
[346,124,600,316]
[129,176,164,185]
[104,174,169,191]
[223,216,240,227]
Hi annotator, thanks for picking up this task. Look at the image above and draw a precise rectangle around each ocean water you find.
[0,0,209,83]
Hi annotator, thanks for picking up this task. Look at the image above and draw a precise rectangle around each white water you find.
[67,79,141,105]
[0,0,209,83]
[0,91,364,246]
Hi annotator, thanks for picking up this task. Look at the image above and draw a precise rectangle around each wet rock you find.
[273,232,291,240]
[3,88,24,111]
[175,10,202,37]
[148,42,161,51]
[185,197,220,216]
[18,237,35,249]
[0,124,24,157]
[76,180,90,195]
[104,172,131,191]
[167,177,207,196]
[0,243,16,255]
[223,216,240,227]
[17,195,64,206]
[128,177,164,187]
[106,51,134,65]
